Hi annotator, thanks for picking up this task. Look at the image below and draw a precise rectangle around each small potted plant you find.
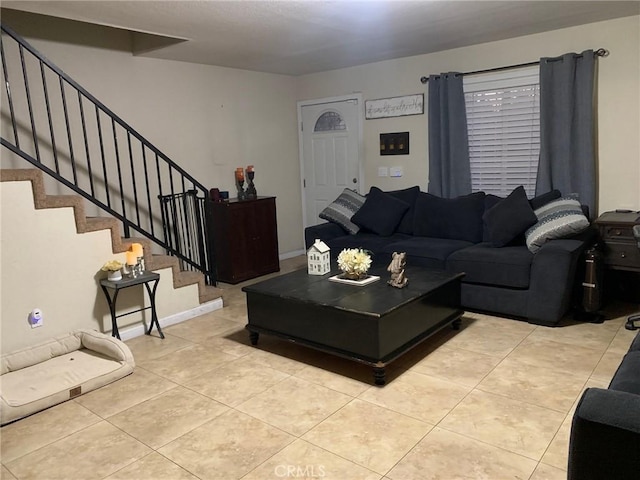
[101,260,124,281]
[337,248,372,280]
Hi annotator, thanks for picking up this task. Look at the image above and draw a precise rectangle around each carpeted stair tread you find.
[148,254,180,271]
[199,284,223,304]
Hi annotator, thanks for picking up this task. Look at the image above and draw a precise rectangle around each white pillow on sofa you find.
[525,195,589,253]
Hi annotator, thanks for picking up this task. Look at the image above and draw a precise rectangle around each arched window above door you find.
[314,111,346,132]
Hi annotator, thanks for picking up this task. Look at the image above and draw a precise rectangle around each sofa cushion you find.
[324,233,411,259]
[630,331,640,352]
[387,186,420,234]
[529,189,561,210]
[319,188,366,234]
[382,237,473,269]
[608,351,640,395]
[483,186,538,247]
[352,186,409,236]
[447,243,533,288]
[413,192,486,243]
[525,195,590,253]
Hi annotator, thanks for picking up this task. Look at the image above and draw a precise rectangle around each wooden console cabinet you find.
[211,197,280,284]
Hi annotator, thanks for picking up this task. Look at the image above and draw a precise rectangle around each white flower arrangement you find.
[337,248,372,277]
[101,260,123,272]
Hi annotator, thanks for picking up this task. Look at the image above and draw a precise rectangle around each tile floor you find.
[2,256,638,480]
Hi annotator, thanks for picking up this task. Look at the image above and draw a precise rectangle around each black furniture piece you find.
[243,265,464,385]
[568,329,640,480]
[211,196,280,284]
[100,271,163,340]
[626,224,640,330]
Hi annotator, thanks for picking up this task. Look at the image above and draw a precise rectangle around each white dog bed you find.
[1,329,135,424]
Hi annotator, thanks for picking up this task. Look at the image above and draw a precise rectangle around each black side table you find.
[100,271,164,340]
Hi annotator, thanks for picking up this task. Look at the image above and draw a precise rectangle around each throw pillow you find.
[319,188,366,234]
[352,186,410,236]
[387,186,420,234]
[529,189,562,210]
[483,186,538,247]
[413,191,486,243]
[525,195,590,253]
[482,194,504,242]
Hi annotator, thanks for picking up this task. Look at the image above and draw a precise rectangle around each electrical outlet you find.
[29,308,43,328]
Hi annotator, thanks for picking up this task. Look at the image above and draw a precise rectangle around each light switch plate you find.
[390,166,403,177]
[378,167,388,177]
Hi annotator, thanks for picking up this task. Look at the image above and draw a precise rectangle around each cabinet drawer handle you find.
[620,252,626,258]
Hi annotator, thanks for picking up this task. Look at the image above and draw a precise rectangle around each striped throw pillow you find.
[525,195,589,253]
[319,188,366,234]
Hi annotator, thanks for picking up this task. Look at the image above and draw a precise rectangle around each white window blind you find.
[464,66,540,197]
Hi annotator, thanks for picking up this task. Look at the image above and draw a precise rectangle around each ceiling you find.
[3,1,639,76]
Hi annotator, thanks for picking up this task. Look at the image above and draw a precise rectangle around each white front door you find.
[298,95,362,229]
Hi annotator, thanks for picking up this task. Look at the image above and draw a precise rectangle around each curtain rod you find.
[419,48,608,84]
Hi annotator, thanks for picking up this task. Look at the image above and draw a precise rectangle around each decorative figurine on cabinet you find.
[307,239,331,275]
[387,251,408,288]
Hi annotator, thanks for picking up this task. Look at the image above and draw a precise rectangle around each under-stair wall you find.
[0,172,220,353]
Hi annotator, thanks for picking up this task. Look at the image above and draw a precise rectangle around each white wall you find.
[0,179,201,353]
[297,16,640,214]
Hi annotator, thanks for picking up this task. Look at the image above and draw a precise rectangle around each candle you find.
[126,251,137,266]
[247,165,254,173]
[131,243,143,258]
[236,169,244,181]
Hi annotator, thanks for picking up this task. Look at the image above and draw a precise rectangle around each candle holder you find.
[236,178,247,200]
[246,171,257,198]
[124,258,144,278]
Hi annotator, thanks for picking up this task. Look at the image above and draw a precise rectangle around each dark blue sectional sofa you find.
[305,186,592,326]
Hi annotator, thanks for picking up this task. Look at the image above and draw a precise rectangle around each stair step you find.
[200,284,224,304]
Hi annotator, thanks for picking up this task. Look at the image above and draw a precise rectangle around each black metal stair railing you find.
[0,23,216,285]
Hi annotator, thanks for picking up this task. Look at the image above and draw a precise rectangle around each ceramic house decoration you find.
[307,239,330,275]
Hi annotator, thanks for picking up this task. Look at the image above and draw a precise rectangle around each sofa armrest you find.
[568,388,640,480]
[305,222,348,249]
[526,238,586,325]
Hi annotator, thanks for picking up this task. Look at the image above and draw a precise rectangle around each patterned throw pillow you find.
[319,188,366,234]
[525,195,590,253]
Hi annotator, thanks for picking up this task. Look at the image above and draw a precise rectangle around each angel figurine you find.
[387,251,408,288]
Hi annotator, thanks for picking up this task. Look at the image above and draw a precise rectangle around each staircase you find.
[1,24,219,300]
[0,168,221,305]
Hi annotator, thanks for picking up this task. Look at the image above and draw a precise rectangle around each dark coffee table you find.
[242,265,464,385]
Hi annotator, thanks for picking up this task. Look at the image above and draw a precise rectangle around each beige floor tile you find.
[526,320,617,351]
[5,421,150,480]
[1,465,17,480]
[405,345,502,387]
[185,356,289,407]
[199,328,255,357]
[237,376,352,435]
[388,427,537,480]
[0,401,101,464]
[243,439,381,480]
[159,410,294,480]
[529,462,567,480]
[74,368,178,418]
[608,326,638,353]
[477,357,587,412]
[210,302,248,324]
[293,354,374,396]
[590,348,626,382]
[442,318,532,358]
[359,371,471,424]
[540,413,572,470]
[108,387,228,448]
[439,390,565,460]
[506,337,604,377]
[243,343,315,375]
[164,314,241,342]
[303,398,432,475]
[138,343,236,383]
[125,332,195,363]
[105,452,198,479]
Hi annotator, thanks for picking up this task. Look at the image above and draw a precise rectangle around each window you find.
[464,66,540,197]
[314,111,346,132]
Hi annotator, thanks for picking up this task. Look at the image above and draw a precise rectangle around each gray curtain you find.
[536,50,596,217]
[428,72,471,198]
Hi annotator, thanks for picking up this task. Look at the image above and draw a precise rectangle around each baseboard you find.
[118,297,224,341]
[280,249,305,260]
